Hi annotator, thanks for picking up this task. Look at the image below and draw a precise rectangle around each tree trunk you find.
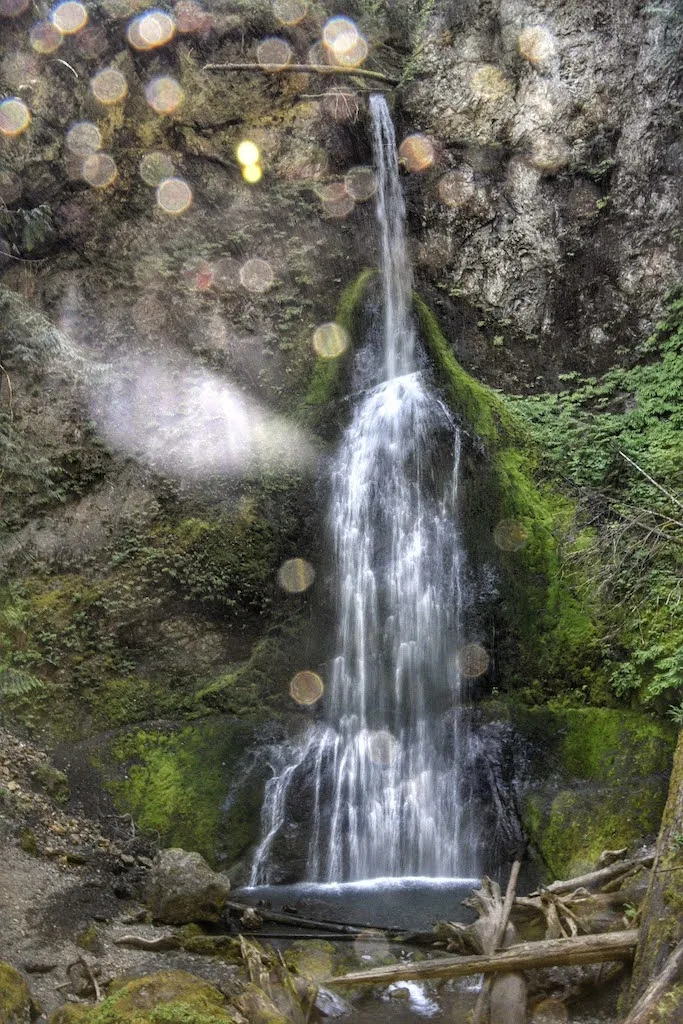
[624,729,683,1020]
[326,930,639,987]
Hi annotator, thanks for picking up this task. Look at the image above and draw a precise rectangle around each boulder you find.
[0,963,34,1024]
[145,848,231,925]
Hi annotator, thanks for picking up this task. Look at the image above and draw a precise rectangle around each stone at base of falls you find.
[145,849,231,925]
[0,963,35,1024]
[48,971,242,1024]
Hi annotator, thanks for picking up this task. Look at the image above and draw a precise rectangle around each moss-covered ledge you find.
[481,701,677,879]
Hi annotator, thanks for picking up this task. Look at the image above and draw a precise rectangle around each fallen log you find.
[621,938,683,1024]
[325,929,639,987]
[203,62,398,85]
[536,856,654,896]
[224,899,400,936]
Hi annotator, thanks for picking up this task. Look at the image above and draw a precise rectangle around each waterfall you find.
[250,96,481,885]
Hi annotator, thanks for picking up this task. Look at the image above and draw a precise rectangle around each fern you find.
[0,664,42,696]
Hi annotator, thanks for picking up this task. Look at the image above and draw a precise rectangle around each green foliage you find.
[0,204,55,254]
[511,287,683,707]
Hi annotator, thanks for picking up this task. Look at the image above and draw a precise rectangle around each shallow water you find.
[236,876,479,931]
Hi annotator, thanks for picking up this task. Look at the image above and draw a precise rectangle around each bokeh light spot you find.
[437,168,475,208]
[312,322,349,359]
[145,76,183,114]
[278,557,315,593]
[239,257,274,293]
[518,26,556,64]
[75,24,108,58]
[289,670,324,706]
[493,518,529,552]
[335,35,368,68]
[51,1,87,33]
[0,98,30,137]
[236,140,260,166]
[91,67,128,104]
[128,9,175,49]
[344,165,375,201]
[323,15,358,59]
[66,121,101,156]
[399,134,435,173]
[529,135,569,173]
[257,36,293,70]
[366,729,398,766]
[139,150,175,185]
[30,20,63,52]
[471,64,511,101]
[456,642,490,679]
[0,0,30,17]
[156,177,192,214]
[317,180,354,218]
[2,53,40,89]
[242,163,263,183]
[82,152,117,188]
[273,0,307,26]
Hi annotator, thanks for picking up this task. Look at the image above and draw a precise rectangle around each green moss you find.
[559,708,675,780]
[284,940,335,980]
[60,971,240,1024]
[0,961,33,1024]
[524,779,668,878]
[19,830,38,856]
[106,719,263,867]
[298,270,375,425]
[31,762,69,804]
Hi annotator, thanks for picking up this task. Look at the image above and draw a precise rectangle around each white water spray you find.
[250,96,479,884]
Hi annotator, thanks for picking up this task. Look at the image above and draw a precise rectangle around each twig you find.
[203,62,398,85]
[78,957,101,1002]
[619,450,683,511]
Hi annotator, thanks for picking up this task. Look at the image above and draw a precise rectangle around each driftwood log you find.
[325,930,639,987]
[471,861,525,1024]
[203,63,398,85]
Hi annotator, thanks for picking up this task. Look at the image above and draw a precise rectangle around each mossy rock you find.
[0,962,34,1024]
[523,779,669,879]
[31,762,69,804]
[284,940,335,981]
[48,971,241,1024]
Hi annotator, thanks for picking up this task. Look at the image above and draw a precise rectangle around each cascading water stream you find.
[250,96,481,885]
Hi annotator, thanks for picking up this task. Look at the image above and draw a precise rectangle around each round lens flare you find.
[456,642,490,679]
[156,177,192,214]
[493,519,529,552]
[344,166,375,201]
[273,0,307,26]
[51,1,87,33]
[66,120,101,155]
[335,35,368,68]
[529,135,569,173]
[30,20,63,52]
[82,152,117,188]
[437,169,475,208]
[0,97,30,137]
[239,257,274,293]
[323,15,358,58]
[145,76,183,114]
[128,9,175,49]
[91,67,128,104]
[313,322,349,359]
[236,140,260,167]
[289,670,324,706]
[317,181,354,219]
[278,558,315,593]
[471,64,511,101]
[242,163,263,183]
[366,729,399,766]
[2,53,40,89]
[139,150,175,185]
[0,0,30,17]
[518,25,555,64]
[399,134,435,173]
[257,36,293,70]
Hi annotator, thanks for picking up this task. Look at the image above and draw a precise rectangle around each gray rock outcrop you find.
[145,848,231,925]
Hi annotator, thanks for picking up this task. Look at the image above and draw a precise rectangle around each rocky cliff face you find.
[403,0,683,391]
[0,0,680,869]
